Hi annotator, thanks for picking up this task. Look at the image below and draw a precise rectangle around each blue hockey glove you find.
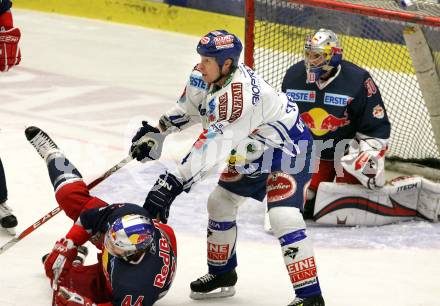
[144,172,184,223]
[130,121,165,162]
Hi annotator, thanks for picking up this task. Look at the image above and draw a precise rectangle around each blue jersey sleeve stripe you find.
[267,123,286,142]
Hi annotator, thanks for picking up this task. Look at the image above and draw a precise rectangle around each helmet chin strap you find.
[125,250,146,264]
[320,66,337,81]
[212,64,226,85]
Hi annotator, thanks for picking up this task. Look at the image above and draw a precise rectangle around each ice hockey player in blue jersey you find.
[281,29,392,223]
[130,30,325,306]
[279,29,440,227]
[25,126,177,306]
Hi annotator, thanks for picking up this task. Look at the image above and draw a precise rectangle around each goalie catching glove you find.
[130,121,166,162]
[44,238,78,289]
[0,11,21,72]
[341,133,387,190]
[44,224,91,289]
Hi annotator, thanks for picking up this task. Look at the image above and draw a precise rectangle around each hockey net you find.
[244,0,440,173]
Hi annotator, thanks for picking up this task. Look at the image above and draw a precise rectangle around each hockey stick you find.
[0,155,133,255]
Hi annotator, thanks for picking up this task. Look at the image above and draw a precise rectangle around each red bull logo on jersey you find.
[323,93,353,107]
[372,104,385,119]
[300,108,350,136]
[286,89,316,103]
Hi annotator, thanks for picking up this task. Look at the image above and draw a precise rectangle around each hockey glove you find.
[341,136,387,189]
[144,172,184,223]
[55,287,96,306]
[44,238,78,289]
[130,121,166,162]
[0,11,21,72]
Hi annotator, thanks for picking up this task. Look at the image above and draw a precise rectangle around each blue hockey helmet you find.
[197,30,243,67]
[104,214,155,263]
[304,28,343,83]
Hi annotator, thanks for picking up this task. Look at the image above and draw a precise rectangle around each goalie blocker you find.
[311,176,440,226]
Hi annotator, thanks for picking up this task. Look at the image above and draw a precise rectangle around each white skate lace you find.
[198,273,215,284]
[29,131,58,158]
[0,202,13,218]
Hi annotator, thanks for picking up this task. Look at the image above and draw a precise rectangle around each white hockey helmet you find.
[104,214,155,263]
[304,28,343,83]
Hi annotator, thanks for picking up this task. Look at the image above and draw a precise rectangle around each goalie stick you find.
[0,155,133,255]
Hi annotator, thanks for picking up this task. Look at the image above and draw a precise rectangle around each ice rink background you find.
[1,10,440,306]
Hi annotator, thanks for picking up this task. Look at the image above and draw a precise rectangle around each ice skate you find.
[0,201,18,235]
[288,294,325,306]
[25,126,60,160]
[190,269,237,300]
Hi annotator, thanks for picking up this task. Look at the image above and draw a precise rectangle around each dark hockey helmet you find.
[197,30,243,67]
[104,214,155,263]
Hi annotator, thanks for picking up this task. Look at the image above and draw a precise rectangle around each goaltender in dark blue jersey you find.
[80,203,177,306]
[282,59,391,160]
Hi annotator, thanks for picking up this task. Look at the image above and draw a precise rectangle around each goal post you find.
[244,0,440,179]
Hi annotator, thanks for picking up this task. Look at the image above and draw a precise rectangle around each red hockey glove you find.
[55,287,96,306]
[44,238,78,289]
[0,11,21,72]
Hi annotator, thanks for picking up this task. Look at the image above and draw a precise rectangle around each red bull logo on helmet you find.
[286,89,316,103]
[300,108,350,136]
[323,93,353,107]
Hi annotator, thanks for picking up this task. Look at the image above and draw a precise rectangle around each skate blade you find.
[190,286,236,300]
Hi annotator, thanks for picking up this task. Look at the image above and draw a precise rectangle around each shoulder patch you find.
[364,77,377,97]
[189,75,207,90]
[372,104,385,119]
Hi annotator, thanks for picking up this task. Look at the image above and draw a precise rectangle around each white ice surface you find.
[0,10,440,306]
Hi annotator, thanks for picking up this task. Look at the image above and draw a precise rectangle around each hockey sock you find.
[269,207,322,298]
[279,229,322,298]
[207,219,238,275]
[47,153,83,192]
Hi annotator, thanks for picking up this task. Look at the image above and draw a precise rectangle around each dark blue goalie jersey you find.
[80,203,177,306]
[282,60,391,160]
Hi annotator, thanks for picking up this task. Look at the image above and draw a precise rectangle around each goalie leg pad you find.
[207,186,245,274]
[314,176,421,226]
[418,178,440,222]
[269,207,322,298]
